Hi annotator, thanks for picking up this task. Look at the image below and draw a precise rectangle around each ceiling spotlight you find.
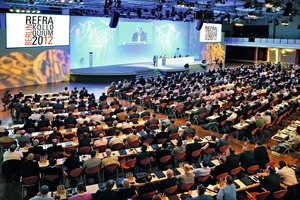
[9,7,14,12]
[26,8,31,13]
[36,9,40,14]
[235,22,244,26]
[31,8,36,13]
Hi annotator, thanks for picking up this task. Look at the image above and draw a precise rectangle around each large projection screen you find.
[6,13,70,48]
[200,23,222,42]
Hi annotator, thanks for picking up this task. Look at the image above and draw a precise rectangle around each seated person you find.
[158,169,177,192]
[82,150,101,172]
[118,178,137,200]
[101,149,120,169]
[194,159,211,177]
[258,165,282,195]
[46,127,62,144]
[211,156,230,182]
[155,142,172,168]
[185,184,214,200]
[108,130,124,148]
[138,174,158,197]
[92,180,119,200]
[154,125,169,144]
[41,158,63,191]
[171,139,186,155]
[78,132,92,148]
[63,149,80,175]
[46,139,64,158]
[28,139,45,156]
[21,153,40,179]
[30,185,53,200]
[177,164,195,187]
[69,182,92,200]
[93,133,108,148]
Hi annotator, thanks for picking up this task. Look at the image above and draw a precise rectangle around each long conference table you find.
[48,168,261,199]
[162,57,194,66]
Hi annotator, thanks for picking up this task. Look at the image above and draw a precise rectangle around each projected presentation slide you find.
[6,13,70,48]
[118,21,153,45]
[200,23,222,42]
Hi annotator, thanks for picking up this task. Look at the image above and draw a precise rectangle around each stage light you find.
[15,7,20,12]
[9,7,14,12]
[115,0,121,8]
[36,9,40,14]
[234,22,244,26]
[165,10,170,18]
[281,20,289,26]
[26,8,31,13]
[31,8,36,13]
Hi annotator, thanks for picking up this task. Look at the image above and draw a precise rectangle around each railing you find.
[225,37,300,49]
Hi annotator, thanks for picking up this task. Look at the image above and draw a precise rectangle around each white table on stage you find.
[162,56,194,65]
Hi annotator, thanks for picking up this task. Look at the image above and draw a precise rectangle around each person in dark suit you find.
[42,158,63,191]
[239,143,255,171]
[186,139,203,164]
[78,132,92,148]
[46,127,62,144]
[92,180,120,200]
[137,145,154,168]
[51,115,64,129]
[77,121,90,137]
[155,142,172,167]
[64,112,77,126]
[46,139,64,158]
[154,126,169,144]
[37,115,50,130]
[52,99,64,111]
[129,108,140,119]
[138,174,158,197]
[158,169,177,192]
[182,121,196,139]
[21,153,40,178]
[28,139,45,156]
[118,178,137,200]
[144,113,159,128]
[132,25,147,43]
[226,147,240,171]
[63,149,80,174]
[253,140,270,169]
[258,166,282,195]
[211,156,230,181]
[140,107,151,118]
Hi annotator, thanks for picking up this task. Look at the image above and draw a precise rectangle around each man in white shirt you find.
[227,108,237,122]
[194,160,211,177]
[3,144,23,162]
[93,133,108,147]
[276,160,298,186]
[90,110,104,124]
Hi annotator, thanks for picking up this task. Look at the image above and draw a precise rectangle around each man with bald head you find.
[101,149,120,168]
[159,169,177,192]
[178,164,195,187]
[46,138,64,158]
[21,153,40,179]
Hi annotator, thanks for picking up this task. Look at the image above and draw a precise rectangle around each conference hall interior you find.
[0,0,299,200]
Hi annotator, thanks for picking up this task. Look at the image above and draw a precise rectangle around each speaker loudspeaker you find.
[184,63,189,69]
[109,12,120,28]
[196,20,204,30]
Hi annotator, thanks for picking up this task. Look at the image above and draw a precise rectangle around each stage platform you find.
[70,60,206,83]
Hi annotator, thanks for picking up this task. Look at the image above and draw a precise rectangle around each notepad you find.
[154,171,166,179]
[240,177,253,186]
[119,149,127,155]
